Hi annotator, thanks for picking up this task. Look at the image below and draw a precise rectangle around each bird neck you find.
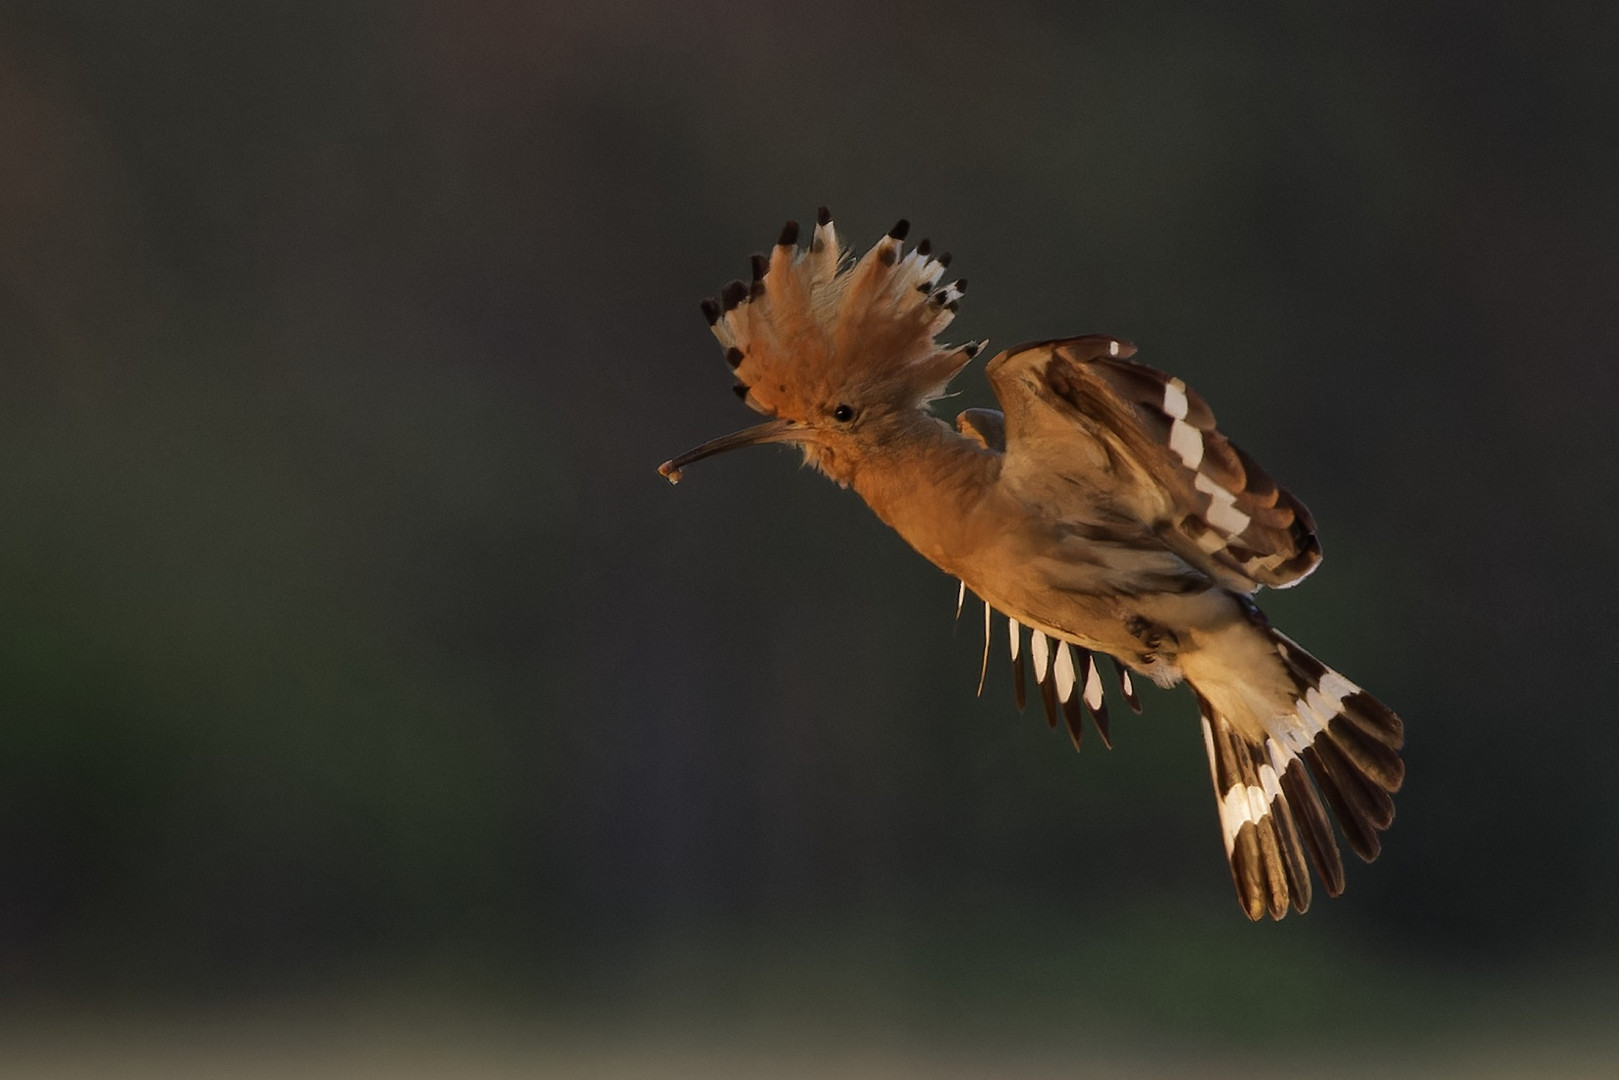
[851,414,1001,576]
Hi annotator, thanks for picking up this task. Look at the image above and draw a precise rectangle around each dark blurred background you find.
[1,1,1616,1075]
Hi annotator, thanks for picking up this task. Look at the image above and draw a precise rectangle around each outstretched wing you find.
[985,336,1321,592]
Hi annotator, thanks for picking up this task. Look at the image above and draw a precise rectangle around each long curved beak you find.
[658,419,817,485]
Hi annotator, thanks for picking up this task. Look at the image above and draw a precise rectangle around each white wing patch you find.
[1030,630,1051,682]
[1168,418,1204,469]
[1053,642,1076,700]
[1193,472,1252,535]
[1082,654,1104,711]
[1162,377,1190,420]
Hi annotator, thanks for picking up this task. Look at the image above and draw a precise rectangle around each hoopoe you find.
[659,209,1404,921]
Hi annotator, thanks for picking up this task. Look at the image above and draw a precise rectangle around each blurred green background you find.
[1,1,1616,1075]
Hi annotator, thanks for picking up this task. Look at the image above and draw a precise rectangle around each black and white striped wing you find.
[1014,622,1112,751]
[986,336,1322,593]
[955,591,1128,750]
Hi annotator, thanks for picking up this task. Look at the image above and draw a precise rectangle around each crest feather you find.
[702,211,974,419]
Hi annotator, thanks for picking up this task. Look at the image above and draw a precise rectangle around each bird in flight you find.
[659,209,1404,920]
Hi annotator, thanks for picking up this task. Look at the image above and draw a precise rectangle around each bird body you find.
[660,210,1404,921]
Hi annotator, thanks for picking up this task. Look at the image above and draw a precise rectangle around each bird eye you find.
[833,404,855,422]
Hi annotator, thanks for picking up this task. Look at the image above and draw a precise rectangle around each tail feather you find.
[1231,721,1294,921]
[1275,634,1404,750]
[1315,736,1397,829]
[1193,626,1404,920]
[1277,749,1345,897]
[1198,696,1303,920]
[967,603,1398,919]
[1325,715,1405,795]
[1261,747,1315,913]
[1303,745,1384,862]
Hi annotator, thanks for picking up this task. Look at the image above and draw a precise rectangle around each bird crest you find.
[701,208,981,428]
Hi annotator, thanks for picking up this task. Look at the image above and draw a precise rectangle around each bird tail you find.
[1183,623,1405,921]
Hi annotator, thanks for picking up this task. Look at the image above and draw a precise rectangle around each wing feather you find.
[986,336,1322,592]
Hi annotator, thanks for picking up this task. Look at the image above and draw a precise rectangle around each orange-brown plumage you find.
[661,210,1403,921]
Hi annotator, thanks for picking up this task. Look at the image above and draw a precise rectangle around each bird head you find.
[659,209,981,488]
